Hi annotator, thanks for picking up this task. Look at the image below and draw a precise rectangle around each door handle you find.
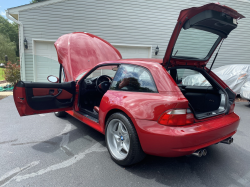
[54,89,62,97]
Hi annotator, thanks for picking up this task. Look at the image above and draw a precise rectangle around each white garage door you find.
[113,45,152,59]
[34,41,59,82]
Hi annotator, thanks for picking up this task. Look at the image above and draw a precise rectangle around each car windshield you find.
[172,28,220,60]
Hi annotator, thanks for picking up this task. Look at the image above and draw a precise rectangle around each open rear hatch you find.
[163,3,244,119]
[163,3,245,68]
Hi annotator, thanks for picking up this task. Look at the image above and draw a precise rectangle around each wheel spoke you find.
[117,122,123,134]
[120,126,127,135]
[122,142,129,153]
[123,132,129,139]
[117,141,122,152]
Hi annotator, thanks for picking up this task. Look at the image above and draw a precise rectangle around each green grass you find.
[0,68,4,81]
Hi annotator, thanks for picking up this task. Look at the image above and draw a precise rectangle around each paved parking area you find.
[0,96,250,187]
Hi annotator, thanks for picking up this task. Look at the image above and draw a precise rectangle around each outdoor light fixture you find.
[24,38,28,49]
[5,55,8,63]
[155,45,159,55]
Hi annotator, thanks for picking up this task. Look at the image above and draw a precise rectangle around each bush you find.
[4,61,20,86]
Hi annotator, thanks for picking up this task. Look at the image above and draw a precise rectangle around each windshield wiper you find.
[173,50,178,56]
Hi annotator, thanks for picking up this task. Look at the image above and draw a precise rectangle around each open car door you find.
[13,81,76,116]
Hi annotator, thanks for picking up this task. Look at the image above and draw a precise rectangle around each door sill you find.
[77,110,99,123]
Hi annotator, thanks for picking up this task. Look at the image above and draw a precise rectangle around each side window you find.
[86,66,117,79]
[110,64,157,92]
[175,69,211,86]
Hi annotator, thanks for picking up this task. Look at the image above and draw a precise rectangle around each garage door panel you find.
[35,41,59,82]
[113,45,151,59]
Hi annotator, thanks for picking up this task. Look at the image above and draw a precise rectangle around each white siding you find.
[19,0,250,81]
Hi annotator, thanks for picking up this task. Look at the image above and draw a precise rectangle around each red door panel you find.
[32,88,73,99]
[13,81,76,116]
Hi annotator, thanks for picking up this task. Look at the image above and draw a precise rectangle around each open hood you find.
[55,32,122,81]
[163,3,245,68]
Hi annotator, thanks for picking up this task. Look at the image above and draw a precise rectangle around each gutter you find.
[6,10,26,81]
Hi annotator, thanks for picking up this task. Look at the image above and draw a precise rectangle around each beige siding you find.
[19,0,250,81]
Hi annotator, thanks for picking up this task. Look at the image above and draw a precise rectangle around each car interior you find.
[78,66,117,121]
[77,64,157,121]
[169,67,229,119]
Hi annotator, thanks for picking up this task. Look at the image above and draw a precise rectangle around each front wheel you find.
[105,112,145,166]
[54,111,67,117]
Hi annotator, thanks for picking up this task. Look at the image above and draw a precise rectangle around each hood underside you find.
[54,32,122,81]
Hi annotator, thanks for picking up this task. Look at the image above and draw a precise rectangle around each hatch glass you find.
[172,28,220,60]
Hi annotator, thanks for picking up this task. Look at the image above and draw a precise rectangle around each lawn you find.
[0,68,4,81]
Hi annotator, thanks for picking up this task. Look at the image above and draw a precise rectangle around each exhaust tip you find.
[220,137,233,144]
[192,150,203,157]
[202,149,207,156]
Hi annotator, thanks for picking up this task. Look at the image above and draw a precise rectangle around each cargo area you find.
[169,68,234,119]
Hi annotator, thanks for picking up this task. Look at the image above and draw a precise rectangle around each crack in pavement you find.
[11,141,57,146]
[0,139,18,145]
[0,142,106,186]
[0,161,40,187]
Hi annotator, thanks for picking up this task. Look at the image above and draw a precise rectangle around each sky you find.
[0,0,31,19]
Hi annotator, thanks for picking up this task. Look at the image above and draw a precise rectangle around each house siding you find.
[18,0,250,81]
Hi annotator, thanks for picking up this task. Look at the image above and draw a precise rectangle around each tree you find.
[0,15,19,57]
[30,0,46,3]
[0,33,16,64]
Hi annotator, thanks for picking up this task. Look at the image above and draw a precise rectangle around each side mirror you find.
[47,75,59,83]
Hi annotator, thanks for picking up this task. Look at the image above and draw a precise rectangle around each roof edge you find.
[8,0,66,16]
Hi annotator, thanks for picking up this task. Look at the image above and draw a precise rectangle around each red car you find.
[14,3,244,166]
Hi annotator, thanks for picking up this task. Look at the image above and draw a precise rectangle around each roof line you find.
[7,0,66,13]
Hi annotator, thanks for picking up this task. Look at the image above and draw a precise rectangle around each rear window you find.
[172,28,219,60]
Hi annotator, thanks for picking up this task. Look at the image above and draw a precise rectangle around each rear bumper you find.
[134,112,240,157]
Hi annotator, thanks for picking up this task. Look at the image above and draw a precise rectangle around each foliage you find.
[0,33,16,64]
[4,61,20,86]
[0,15,19,57]
[0,68,4,81]
[30,0,46,3]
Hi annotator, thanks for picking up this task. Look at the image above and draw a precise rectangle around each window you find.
[110,64,157,92]
[86,65,117,79]
[76,71,87,81]
[172,28,220,60]
[175,69,211,86]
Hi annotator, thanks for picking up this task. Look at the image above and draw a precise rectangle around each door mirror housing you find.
[47,75,59,83]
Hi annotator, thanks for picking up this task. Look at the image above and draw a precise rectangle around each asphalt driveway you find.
[0,96,250,187]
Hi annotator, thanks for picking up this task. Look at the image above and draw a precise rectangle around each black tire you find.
[105,112,146,166]
[54,111,67,117]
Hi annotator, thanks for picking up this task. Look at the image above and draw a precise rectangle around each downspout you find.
[6,10,26,81]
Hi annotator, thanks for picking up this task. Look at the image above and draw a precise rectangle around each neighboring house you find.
[6,0,250,82]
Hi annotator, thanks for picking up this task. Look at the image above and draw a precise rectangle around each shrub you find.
[4,61,20,86]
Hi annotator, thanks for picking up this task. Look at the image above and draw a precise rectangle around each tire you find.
[105,112,145,166]
[54,111,67,117]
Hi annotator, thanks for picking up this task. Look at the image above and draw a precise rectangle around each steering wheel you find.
[96,75,112,93]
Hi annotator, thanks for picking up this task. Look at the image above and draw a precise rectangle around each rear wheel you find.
[105,112,145,166]
[54,111,67,117]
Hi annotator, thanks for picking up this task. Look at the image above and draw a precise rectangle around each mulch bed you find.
[0,80,7,84]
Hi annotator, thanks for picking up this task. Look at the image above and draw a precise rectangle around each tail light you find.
[158,109,194,126]
[229,102,235,113]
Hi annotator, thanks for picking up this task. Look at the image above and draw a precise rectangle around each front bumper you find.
[134,112,240,157]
